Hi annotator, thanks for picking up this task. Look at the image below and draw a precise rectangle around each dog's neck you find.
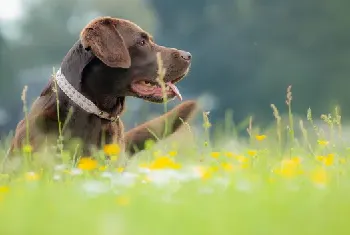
[59,40,125,117]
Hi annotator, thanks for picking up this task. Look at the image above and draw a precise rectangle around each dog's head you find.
[78,16,192,103]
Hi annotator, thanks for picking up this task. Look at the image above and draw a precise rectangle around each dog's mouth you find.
[131,75,185,102]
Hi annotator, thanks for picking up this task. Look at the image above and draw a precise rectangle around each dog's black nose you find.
[179,50,192,61]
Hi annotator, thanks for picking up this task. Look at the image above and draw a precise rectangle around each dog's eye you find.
[138,40,146,46]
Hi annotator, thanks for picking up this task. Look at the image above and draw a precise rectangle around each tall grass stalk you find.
[52,68,64,158]
[21,85,32,167]
[271,104,282,149]
[155,52,170,138]
[286,85,294,157]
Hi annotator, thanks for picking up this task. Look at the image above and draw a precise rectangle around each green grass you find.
[1,83,350,235]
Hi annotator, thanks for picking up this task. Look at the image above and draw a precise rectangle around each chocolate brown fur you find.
[10,16,197,159]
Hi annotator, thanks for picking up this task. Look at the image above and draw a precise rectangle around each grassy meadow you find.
[1,85,350,235]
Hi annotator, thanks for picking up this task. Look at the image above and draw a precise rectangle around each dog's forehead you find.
[117,19,153,45]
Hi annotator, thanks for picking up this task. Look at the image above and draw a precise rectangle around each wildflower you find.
[317,140,329,146]
[25,172,39,181]
[235,155,249,163]
[22,144,33,154]
[77,158,98,171]
[323,154,335,166]
[168,151,177,157]
[117,167,124,173]
[255,135,267,141]
[0,186,9,193]
[0,186,9,202]
[210,152,220,159]
[195,166,212,180]
[316,154,334,166]
[221,163,234,172]
[224,152,235,158]
[291,156,302,165]
[311,167,328,186]
[99,166,107,171]
[103,144,121,156]
[116,196,130,206]
[240,162,250,169]
[316,155,325,162]
[149,156,181,170]
[247,150,257,157]
[210,165,220,172]
[110,155,118,161]
[274,159,302,179]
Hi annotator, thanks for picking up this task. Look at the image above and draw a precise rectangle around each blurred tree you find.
[0,31,21,135]
[150,0,350,128]
[12,0,156,70]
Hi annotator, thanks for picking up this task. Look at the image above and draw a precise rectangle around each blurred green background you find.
[1,0,349,136]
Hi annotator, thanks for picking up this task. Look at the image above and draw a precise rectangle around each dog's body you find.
[10,17,198,158]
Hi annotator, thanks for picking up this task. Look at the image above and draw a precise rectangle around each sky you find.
[0,0,22,20]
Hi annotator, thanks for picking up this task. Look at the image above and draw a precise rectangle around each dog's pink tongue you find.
[166,82,182,101]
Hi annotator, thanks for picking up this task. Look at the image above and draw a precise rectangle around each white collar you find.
[54,68,120,122]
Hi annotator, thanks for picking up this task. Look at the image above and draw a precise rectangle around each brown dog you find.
[9,16,198,159]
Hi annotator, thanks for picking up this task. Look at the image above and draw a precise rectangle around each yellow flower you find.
[274,159,302,179]
[247,150,257,157]
[0,186,9,193]
[255,135,267,141]
[311,167,328,186]
[25,172,39,181]
[195,166,213,180]
[240,162,250,169]
[316,155,325,162]
[110,155,119,161]
[168,151,177,157]
[117,167,124,173]
[99,166,107,171]
[316,154,334,166]
[149,156,181,170]
[22,144,33,154]
[103,144,121,156]
[221,163,234,172]
[291,156,302,165]
[116,196,130,206]
[0,186,9,202]
[210,152,221,159]
[317,140,329,146]
[77,158,98,171]
[235,155,249,163]
[224,152,235,158]
[323,154,334,166]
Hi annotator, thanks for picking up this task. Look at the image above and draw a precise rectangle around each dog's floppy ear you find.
[80,17,131,68]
